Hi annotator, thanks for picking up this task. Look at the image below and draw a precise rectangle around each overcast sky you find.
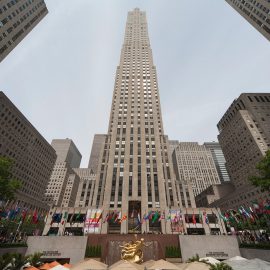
[0,0,270,167]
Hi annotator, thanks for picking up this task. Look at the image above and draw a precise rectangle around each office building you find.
[74,168,96,207]
[172,142,221,197]
[0,91,56,211]
[44,139,81,207]
[51,139,82,168]
[88,134,106,174]
[0,0,48,62]
[204,142,231,182]
[89,8,189,234]
[225,0,270,41]
[214,93,270,210]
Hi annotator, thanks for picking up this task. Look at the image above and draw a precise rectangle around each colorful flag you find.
[192,213,196,224]
[120,214,127,223]
[61,212,68,225]
[198,209,203,224]
[32,210,38,224]
[152,211,159,223]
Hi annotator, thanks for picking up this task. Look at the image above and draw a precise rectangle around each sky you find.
[0,0,270,167]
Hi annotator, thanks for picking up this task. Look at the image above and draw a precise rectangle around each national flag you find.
[131,209,134,218]
[159,211,165,222]
[32,210,38,224]
[203,211,209,224]
[61,212,68,225]
[192,213,196,224]
[198,209,203,224]
[120,214,127,223]
[152,211,159,223]
[103,213,109,223]
[166,211,171,221]
[21,209,27,222]
[137,211,141,225]
[96,211,103,223]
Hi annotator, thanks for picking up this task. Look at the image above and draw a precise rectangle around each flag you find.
[166,210,171,221]
[75,212,81,221]
[131,209,134,218]
[203,211,209,224]
[61,212,68,225]
[198,209,203,224]
[137,211,141,225]
[96,210,103,223]
[159,211,165,222]
[21,209,27,222]
[32,210,38,224]
[192,213,196,225]
[120,214,127,223]
[152,211,159,223]
[103,213,109,223]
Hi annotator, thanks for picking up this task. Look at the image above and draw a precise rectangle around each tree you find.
[0,157,21,203]
[210,262,233,270]
[249,150,270,193]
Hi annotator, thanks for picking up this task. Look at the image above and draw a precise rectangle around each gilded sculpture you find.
[119,235,151,264]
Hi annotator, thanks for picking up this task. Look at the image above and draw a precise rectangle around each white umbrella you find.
[109,260,143,270]
[71,258,108,270]
[225,256,248,261]
[147,259,180,270]
[199,257,220,265]
[50,266,69,270]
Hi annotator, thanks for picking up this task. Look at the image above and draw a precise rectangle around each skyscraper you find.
[0,91,56,211]
[214,93,270,210]
[88,134,106,174]
[0,0,48,62]
[225,0,270,41]
[91,8,185,234]
[171,142,221,197]
[44,139,81,207]
[204,142,231,183]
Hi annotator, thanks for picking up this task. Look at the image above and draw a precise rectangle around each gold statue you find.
[119,234,151,264]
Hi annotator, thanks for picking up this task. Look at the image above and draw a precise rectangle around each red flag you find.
[32,210,38,224]
[192,213,196,224]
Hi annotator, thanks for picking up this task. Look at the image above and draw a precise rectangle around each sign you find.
[42,251,61,257]
[84,209,102,234]
[206,251,229,258]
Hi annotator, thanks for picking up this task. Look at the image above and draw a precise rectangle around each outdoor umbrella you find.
[109,260,143,270]
[50,265,70,270]
[147,259,180,270]
[71,258,108,270]
[178,262,210,270]
[39,263,51,269]
[199,257,220,265]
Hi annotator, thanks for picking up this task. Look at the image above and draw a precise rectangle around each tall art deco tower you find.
[91,8,192,234]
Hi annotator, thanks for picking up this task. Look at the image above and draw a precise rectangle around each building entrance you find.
[128,201,141,234]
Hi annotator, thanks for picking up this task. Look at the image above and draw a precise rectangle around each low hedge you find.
[239,242,270,250]
[0,242,28,248]
[165,246,181,258]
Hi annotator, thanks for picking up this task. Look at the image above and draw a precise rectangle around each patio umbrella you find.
[178,262,210,270]
[109,260,143,270]
[50,266,70,270]
[63,263,72,269]
[39,263,51,269]
[147,259,180,270]
[49,261,61,268]
[199,257,220,265]
[71,258,108,270]
[142,260,155,268]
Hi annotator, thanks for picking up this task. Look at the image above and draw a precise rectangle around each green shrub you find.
[85,245,102,257]
[165,246,181,258]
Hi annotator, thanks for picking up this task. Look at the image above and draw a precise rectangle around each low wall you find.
[179,235,240,262]
[240,248,270,262]
[87,234,180,265]
[26,236,87,264]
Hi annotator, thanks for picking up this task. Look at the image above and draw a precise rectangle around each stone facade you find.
[0,0,48,62]
[215,93,270,210]
[88,134,106,174]
[225,0,270,41]
[195,182,235,207]
[44,139,81,207]
[204,142,231,182]
[74,168,96,207]
[0,91,56,211]
[90,8,190,234]
[171,142,221,197]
